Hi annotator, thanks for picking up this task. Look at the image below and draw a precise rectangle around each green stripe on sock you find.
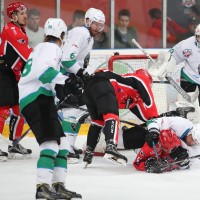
[37,149,57,170]
[55,150,69,169]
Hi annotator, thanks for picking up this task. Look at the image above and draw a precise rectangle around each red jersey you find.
[133,137,181,171]
[0,22,32,81]
[94,69,158,121]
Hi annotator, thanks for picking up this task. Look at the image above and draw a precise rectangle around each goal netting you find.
[106,54,182,123]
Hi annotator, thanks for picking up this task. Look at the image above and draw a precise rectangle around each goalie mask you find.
[190,123,200,145]
[44,18,67,45]
[195,24,200,48]
[85,8,105,32]
[159,130,181,153]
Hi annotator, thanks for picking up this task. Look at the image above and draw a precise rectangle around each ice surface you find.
[1,136,200,200]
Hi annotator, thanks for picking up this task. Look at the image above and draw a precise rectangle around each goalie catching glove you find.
[148,51,176,80]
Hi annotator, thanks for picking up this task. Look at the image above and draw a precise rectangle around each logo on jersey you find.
[182,49,192,58]
[17,38,26,44]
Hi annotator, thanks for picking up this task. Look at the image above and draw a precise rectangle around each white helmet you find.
[85,8,105,32]
[190,123,200,145]
[44,18,67,41]
[194,24,200,48]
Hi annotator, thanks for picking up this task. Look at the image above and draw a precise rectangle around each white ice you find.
[1,136,200,200]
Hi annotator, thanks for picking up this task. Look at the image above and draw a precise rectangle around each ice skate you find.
[83,146,94,168]
[104,140,127,166]
[35,183,63,200]
[0,149,8,161]
[52,182,82,199]
[67,152,80,164]
[8,143,32,159]
[67,146,82,164]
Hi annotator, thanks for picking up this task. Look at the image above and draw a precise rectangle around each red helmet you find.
[159,129,181,152]
[135,69,153,84]
[7,2,27,18]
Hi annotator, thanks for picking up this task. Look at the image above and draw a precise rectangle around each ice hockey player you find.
[90,107,196,156]
[149,24,200,122]
[82,68,159,167]
[56,7,106,163]
[0,2,33,160]
[133,129,190,173]
[18,18,82,199]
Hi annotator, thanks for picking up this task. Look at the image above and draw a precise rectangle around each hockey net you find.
[107,54,182,123]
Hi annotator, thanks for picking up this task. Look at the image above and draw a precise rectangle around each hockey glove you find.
[65,73,83,96]
[170,146,190,170]
[145,157,162,173]
[145,129,159,147]
[76,68,90,84]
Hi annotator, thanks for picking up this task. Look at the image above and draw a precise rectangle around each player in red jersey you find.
[133,129,190,173]
[83,68,158,167]
[0,2,32,160]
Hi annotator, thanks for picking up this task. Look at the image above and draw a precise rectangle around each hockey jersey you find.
[18,42,68,111]
[147,116,193,140]
[61,26,93,74]
[94,70,158,120]
[0,22,32,81]
[171,36,200,84]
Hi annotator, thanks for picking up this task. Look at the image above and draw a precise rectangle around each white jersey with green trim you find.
[147,116,193,140]
[171,36,200,84]
[18,42,68,111]
[61,26,93,74]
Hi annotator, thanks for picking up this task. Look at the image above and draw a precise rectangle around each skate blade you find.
[83,161,90,169]
[8,153,32,160]
[0,156,8,162]
[67,158,79,164]
[104,153,127,166]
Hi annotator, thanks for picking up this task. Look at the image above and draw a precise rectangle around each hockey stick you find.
[132,39,155,64]
[160,154,200,171]
[131,38,198,103]
[1,96,71,148]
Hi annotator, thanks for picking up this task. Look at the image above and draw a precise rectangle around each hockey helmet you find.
[44,18,67,41]
[159,129,181,152]
[85,8,105,32]
[7,2,27,18]
[194,24,200,48]
[190,123,200,145]
[135,69,153,85]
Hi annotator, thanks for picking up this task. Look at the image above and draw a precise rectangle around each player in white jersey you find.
[57,8,105,163]
[18,18,82,199]
[149,24,200,122]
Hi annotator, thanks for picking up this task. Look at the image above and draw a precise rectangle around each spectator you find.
[93,31,109,49]
[189,5,200,19]
[26,8,44,48]
[114,9,138,48]
[68,10,85,31]
[178,16,200,40]
[146,8,188,48]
